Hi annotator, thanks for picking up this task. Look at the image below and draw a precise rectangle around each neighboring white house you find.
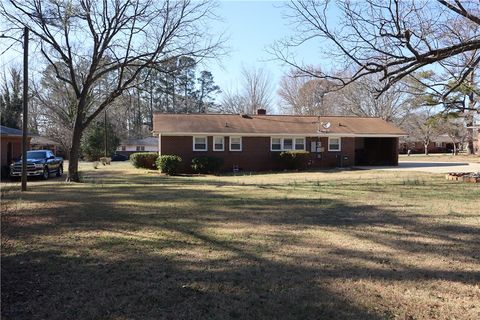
[116,137,158,156]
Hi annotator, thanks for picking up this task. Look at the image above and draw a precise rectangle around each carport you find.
[354,137,399,166]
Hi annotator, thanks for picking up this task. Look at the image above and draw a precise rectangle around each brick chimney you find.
[257,108,266,115]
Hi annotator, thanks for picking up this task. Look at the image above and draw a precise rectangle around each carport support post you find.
[21,27,29,192]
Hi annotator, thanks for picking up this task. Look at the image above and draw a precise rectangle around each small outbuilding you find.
[1,125,31,178]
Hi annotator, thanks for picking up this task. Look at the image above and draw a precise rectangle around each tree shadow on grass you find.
[2,174,479,319]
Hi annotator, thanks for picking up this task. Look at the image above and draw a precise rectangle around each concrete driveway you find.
[355,161,480,173]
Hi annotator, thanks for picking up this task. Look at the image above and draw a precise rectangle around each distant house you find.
[0,125,31,178]
[152,110,406,173]
[30,136,64,157]
[399,134,458,154]
[116,137,158,156]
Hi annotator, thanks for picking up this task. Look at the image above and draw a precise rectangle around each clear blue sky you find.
[205,0,326,110]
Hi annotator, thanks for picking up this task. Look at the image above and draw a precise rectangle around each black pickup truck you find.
[10,150,63,180]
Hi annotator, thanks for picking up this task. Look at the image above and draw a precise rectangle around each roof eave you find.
[154,131,407,137]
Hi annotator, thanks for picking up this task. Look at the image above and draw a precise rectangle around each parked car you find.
[10,150,63,180]
[111,153,129,161]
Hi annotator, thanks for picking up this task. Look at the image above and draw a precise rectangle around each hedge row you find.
[129,153,224,175]
[275,150,310,170]
[156,155,182,175]
[129,152,158,169]
[191,156,223,174]
[130,151,310,174]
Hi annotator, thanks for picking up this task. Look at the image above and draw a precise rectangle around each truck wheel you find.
[42,167,49,180]
[56,166,63,177]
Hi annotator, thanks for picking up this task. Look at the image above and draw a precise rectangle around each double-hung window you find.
[283,138,293,150]
[328,137,341,151]
[193,136,207,151]
[213,136,225,151]
[229,136,242,151]
[294,138,305,150]
[271,138,281,151]
[270,137,306,151]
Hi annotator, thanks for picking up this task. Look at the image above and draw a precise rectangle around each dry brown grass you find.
[400,153,480,163]
[1,162,479,319]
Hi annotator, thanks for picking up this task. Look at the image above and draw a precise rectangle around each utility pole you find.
[104,109,108,158]
[21,27,29,192]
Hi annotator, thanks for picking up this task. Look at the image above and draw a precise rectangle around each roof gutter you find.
[153,132,407,138]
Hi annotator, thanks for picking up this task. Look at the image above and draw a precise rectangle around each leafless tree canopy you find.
[218,87,247,114]
[272,0,480,107]
[401,106,441,155]
[335,74,416,124]
[0,0,223,181]
[278,70,334,115]
[219,66,273,114]
[241,66,273,114]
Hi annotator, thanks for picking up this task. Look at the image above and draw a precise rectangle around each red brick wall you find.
[1,136,31,177]
[160,135,356,173]
[305,137,355,168]
[1,136,25,167]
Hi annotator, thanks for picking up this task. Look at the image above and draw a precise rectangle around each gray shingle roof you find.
[0,125,24,136]
[120,136,157,146]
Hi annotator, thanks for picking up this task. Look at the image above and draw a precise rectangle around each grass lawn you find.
[400,153,480,163]
[1,162,479,320]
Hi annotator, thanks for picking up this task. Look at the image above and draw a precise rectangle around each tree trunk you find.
[66,111,84,182]
[424,143,429,155]
[453,142,457,156]
[466,73,475,155]
[465,112,474,154]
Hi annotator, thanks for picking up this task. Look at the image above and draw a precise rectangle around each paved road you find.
[356,161,480,173]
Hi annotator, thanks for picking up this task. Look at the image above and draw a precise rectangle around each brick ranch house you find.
[152,111,406,173]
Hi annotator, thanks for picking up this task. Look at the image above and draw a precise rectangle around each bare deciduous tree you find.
[218,86,247,114]
[218,66,273,114]
[1,0,223,181]
[272,0,480,110]
[402,107,442,155]
[436,114,467,155]
[241,66,273,114]
[30,64,77,156]
[335,74,416,125]
[278,69,334,115]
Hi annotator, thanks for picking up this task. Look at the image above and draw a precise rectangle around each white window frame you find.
[270,137,306,151]
[294,138,305,151]
[193,136,208,151]
[213,136,225,151]
[328,137,341,151]
[270,137,282,151]
[282,138,294,150]
[229,136,242,151]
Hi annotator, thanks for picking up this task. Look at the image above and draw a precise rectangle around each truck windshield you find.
[26,151,47,159]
